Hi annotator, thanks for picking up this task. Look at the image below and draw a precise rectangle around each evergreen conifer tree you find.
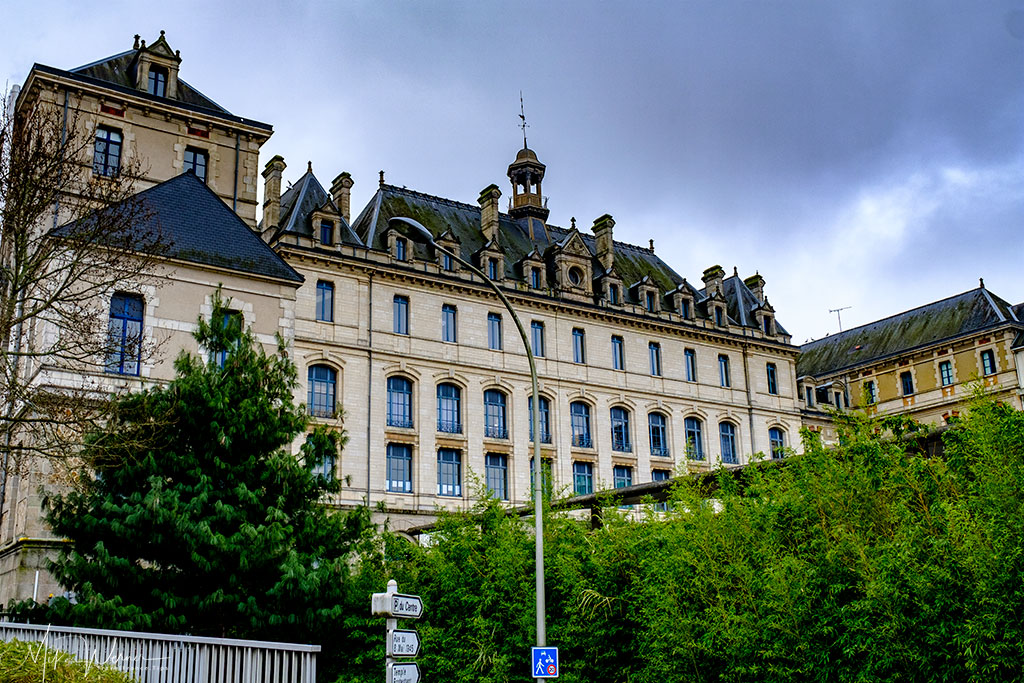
[45,290,371,644]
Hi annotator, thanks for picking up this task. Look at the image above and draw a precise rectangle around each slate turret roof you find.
[798,286,1021,378]
[65,172,302,283]
[268,168,362,245]
[25,37,271,132]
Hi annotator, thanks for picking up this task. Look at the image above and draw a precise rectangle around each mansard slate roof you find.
[28,42,271,131]
[67,172,302,283]
[348,183,784,335]
[272,169,361,244]
[798,286,1021,378]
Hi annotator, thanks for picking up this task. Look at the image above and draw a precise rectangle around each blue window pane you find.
[316,281,334,322]
[611,407,632,452]
[685,417,704,460]
[484,390,507,439]
[437,448,462,497]
[485,453,508,500]
[685,348,697,382]
[720,422,737,464]
[649,413,669,456]
[307,365,337,418]
[320,220,333,245]
[105,293,143,375]
[769,428,786,459]
[531,321,545,357]
[93,128,122,177]
[529,396,552,444]
[442,304,457,342]
[387,443,412,492]
[572,328,586,364]
[393,296,409,335]
[613,465,632,489]
[387,376,413,428]
[437,383,461,433]
[488,313,502,350]
[612,336,624,370]
[570,402,592,448]
[573,461,593,495]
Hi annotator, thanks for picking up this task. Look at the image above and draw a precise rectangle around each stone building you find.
[263,144,805,530]
[0,34,298,605]
[797,283,1024,442]
[1,31,804,603]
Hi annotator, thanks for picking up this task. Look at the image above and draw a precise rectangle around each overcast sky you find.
[5,1,1022,342]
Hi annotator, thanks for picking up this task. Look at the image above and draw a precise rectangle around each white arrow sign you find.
[390,629,421,657]
[390,593,424,619]
[388,662,421,683]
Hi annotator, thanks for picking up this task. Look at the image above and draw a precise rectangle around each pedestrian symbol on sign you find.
[531,647,559,678]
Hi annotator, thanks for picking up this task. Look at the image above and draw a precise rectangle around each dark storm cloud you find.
[4,0,1021,339]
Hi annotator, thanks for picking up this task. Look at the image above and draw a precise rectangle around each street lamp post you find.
[389,217,547,654]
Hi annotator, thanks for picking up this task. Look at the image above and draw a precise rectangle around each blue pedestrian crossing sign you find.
[532,647,559,678]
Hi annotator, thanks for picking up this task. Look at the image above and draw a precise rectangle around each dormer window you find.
[645,291,656,312]
[608,283,619,304]
[763,316,773,335]
[148,66,168,97]
[442,252,454,271]
[488,258,498,280]
[395,237,407,261]
[568,267,584,287]
[530,267,541,289]
[680,299,691,319]
[715,307,724,326]
[320,220,333,246]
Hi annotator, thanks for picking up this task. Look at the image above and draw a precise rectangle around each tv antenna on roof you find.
[829,306,852,332]
[519,91,529,147]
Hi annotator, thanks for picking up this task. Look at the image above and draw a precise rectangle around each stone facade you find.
[265,148,805,532]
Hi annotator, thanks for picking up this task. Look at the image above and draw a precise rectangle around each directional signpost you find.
[373,580,424,683]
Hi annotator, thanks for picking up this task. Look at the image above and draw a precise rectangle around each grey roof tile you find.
[66,172,302,283]
[798,287,1020,377]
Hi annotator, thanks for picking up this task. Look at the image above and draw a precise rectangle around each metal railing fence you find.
[0,622,319,683]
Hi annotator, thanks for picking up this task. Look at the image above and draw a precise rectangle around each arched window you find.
[769,427,786,459]
[570,402,592,448]
[719,422,738,464]
[387,376,413,428]
[684,416,705,460]
[649,413,669,456]
[437,383,461,433]
[308,365,337,418]
[529,395,552,444]
[484,389,507,439]
[610,407,632,452]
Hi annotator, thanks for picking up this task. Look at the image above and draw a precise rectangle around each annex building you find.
[798,283,1024,442]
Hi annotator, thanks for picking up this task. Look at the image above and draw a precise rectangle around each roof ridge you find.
[382,184,481,213]
[69,49,135,73]
[803,287,989,347]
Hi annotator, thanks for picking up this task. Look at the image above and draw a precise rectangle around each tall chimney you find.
[261,155,286,230]
[478,184,502,244]
[702,265,726,296]
[744,272,766,301]
[331,171,354,222]
[592,214,615,272]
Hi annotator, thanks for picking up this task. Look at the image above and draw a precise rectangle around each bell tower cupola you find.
[507,145,550,223]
